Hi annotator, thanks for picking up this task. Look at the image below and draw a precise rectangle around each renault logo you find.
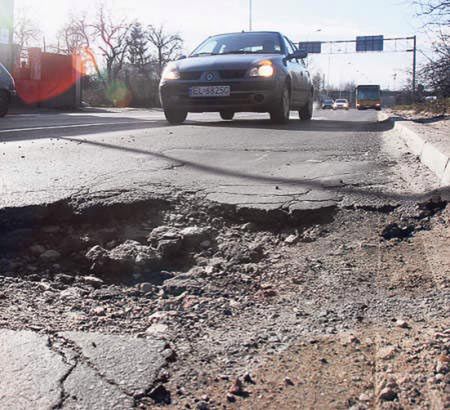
[205,72,215,81]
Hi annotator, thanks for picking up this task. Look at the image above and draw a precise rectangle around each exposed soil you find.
[0,193,448,409]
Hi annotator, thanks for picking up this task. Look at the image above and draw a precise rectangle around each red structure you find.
[13,48,82,108]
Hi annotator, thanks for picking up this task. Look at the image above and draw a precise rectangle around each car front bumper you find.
[160,79,282,113]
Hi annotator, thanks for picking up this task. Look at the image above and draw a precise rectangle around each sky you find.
[14,0,432,90]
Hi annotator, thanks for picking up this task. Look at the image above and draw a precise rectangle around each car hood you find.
[176,54,281,71]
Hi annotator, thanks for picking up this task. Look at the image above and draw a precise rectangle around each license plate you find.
[189,86,231,98]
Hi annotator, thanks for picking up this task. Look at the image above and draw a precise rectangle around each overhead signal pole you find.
[299,35,418,97]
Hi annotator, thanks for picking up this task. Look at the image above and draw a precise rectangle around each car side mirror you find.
[178,55,187,60]
[287,50,308,60]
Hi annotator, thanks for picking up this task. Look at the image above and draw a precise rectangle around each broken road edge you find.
[378,111,450,186]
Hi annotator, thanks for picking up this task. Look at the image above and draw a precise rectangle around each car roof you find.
[208,31,282,38]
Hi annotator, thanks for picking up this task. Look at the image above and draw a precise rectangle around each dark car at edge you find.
[159,31,314,124]
[321,99,334,109]
[0,63,16,117]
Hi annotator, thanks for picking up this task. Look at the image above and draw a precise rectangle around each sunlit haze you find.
[15,0,429,89]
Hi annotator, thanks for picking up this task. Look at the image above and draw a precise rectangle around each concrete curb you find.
[379,112,450,186]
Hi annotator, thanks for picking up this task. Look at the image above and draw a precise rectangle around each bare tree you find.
[419,31,450,96]
[57,14,91,54]
[414,1,450,25]
[54,14,104,83]
[91,4,131,84]
[14,8,42,58]
[413,1,450,97]
[147,25,183,77]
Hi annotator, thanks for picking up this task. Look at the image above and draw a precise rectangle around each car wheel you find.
[164,108,187,125]
[220,111,234,121]
[299,97,313,121]
[0,91,9,118]
[270,85,290,124]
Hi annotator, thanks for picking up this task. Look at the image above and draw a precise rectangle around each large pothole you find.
[0,192,337,291]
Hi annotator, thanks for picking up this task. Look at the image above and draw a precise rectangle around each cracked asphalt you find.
[0,108,439,212]
[0,329,171,409]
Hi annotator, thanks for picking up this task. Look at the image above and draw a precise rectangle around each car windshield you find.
[324,100,333,103]
[0,62,13,83]
[336,100,347,103]
[191,32,283,57]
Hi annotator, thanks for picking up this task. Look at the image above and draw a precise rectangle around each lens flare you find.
[105,81,132,107]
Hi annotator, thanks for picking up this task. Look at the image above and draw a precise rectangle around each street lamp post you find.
[249,0,253,31]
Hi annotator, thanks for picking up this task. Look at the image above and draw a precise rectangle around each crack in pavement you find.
[53,334,136,398]
[55,331,173,407]
[0,327,174,410]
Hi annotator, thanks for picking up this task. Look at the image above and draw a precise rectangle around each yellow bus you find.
[356,85,381,111]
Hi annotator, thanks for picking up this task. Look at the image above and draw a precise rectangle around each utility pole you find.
[406,35,417,102]
[412,35,417,100]
[249,0,253,31]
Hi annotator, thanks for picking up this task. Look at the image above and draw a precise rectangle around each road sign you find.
[298,41,322,54]
[356,36,384,52]
[0,0,14,45]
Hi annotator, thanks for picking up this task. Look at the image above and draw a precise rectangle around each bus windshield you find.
[357,87,380,101]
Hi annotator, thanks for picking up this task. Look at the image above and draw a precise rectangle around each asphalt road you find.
[0,108,439,210]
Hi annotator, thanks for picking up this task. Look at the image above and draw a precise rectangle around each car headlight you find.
[249,61,274,78]
[162,64,180,81]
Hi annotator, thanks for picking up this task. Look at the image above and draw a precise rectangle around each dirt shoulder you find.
[196,206,450,410]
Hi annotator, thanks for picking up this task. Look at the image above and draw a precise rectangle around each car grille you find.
[179,70,247,80]
[179,72,202,80]
[179,93,254,105]
[219,70,247,79]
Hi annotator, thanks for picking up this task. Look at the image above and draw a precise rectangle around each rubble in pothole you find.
[0,195,332,334]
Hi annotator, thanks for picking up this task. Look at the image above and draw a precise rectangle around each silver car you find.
[333,99,349,110]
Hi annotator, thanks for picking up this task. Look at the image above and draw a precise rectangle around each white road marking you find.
[255,153,269,162]
[0,120,159,133]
